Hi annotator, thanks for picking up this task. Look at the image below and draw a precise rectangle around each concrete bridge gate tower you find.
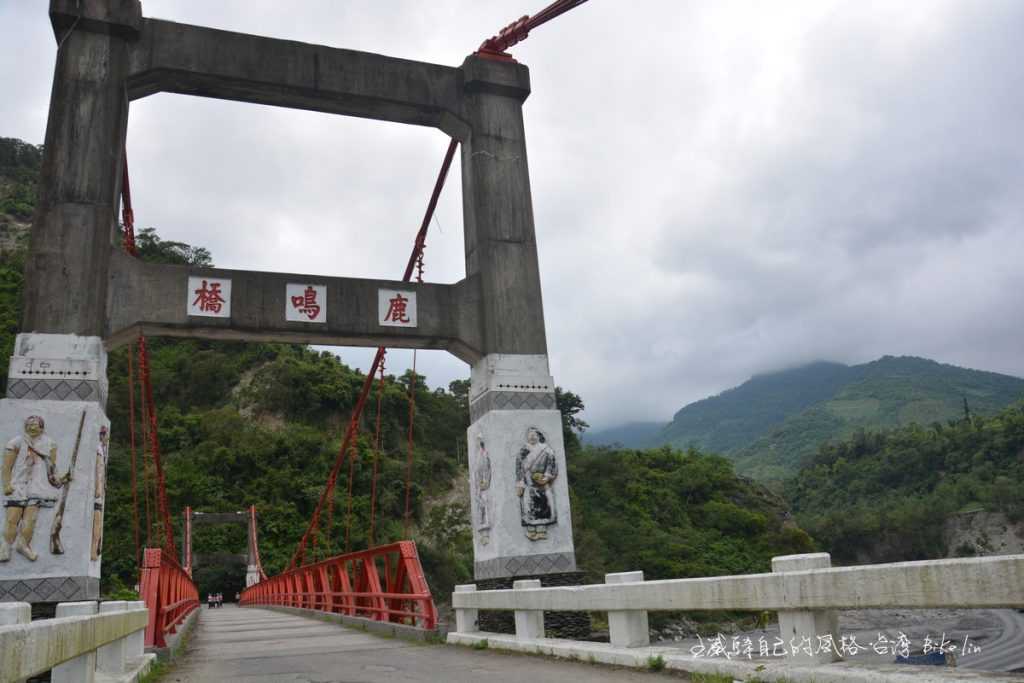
[1,0,584,634]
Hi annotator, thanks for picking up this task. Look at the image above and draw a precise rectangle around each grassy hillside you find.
[787,402,1024,564]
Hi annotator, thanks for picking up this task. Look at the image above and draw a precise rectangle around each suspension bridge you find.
[1,1,1023,682]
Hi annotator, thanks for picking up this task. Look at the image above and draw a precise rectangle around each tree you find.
[448,379,470,414]
[134,227,213,267]
[555,387,588,452]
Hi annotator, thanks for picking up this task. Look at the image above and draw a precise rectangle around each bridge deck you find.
[172,605,679,682]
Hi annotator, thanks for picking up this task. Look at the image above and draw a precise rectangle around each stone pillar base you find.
[0,334,109,604]
[475,570,591,640]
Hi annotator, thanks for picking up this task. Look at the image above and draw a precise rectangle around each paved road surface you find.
[168,605,683,682]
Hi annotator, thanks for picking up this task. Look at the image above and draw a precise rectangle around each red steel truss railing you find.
[240,541,437,630]
[140,547,200,648]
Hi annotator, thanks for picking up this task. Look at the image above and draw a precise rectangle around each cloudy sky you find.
[2,1,1022,429]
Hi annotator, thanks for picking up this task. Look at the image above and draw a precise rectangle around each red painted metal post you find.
[140,548,162,647]
[336,559,354,616]
[183,507,193,576]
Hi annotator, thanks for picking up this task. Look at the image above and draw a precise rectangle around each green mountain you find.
[656,357,1024,481]
[657,361,859,454]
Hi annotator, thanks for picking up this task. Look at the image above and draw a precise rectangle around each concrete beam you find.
[190,512,247,526]
[126,18,466,133]
[106,250,484,362]
[453,554,1024,612]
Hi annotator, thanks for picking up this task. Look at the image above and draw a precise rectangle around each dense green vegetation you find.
[570,446,813,580]
[788,403,1024,564]
[0,137,42,219]
[651,357,1024,481]
[1,136,810,604]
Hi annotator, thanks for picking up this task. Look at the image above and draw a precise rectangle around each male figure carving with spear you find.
[0,415,71,562]
[50,411,86,555]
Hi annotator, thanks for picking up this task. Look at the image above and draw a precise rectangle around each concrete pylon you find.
[459,56,577,583]
[458,56,585,638]
[0,1,127,603]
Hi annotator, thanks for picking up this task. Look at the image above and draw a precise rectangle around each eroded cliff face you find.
[0,215,29,252]
[945,510,1024,558]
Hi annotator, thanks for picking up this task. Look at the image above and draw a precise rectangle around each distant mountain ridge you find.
[593,356,1024,481]
[583,421,665,448]
[660,361,861,456]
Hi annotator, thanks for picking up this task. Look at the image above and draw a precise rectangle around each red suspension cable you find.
[478,0,590,57]
[368,354,386,547]
[122,153,176,561]
[121,158,138,256]
[137,336,176,558]
[403,352,418,537]
[127,344,141,567]
[344,442,357,553]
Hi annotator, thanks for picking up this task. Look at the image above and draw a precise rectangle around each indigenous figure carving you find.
[515,427,558,541]
[473,433,492,545]
[91,426,109,560]
[0,416,69,562]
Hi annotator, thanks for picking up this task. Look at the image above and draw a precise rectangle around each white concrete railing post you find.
[512,579,544,639]
[52,601,98,683]
[0,602,30,627]
[97,601,129,674]
[126,600,147,661]
[772,553,841,664]
[453,584,479,633]
[0,602,31,683]
[605,571,649,647]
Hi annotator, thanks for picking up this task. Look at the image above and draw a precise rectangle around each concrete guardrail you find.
[0,600,155,683]
[449,552,1024,682]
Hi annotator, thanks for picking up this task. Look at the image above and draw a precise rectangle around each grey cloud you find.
[4,1,1023,429]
